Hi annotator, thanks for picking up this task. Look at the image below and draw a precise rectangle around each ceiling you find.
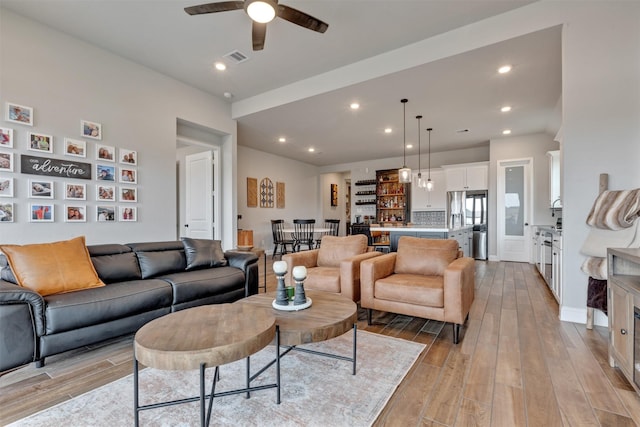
[1,0,561,167]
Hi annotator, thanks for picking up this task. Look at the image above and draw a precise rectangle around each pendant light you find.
[416,115,426,189]
[398,99,411,183]
[426,127,434,191]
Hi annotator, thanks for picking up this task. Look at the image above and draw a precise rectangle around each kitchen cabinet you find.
[531,226,539,265]
[442,162,489,191]
[607,248,640,389]
[411,170,445,211]
[376,169,410,224]
[547,150,562,207]
[551,234,562,303]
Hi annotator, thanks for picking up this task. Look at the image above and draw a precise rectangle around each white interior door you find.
[185,150,220,240]
[497,158,532,262]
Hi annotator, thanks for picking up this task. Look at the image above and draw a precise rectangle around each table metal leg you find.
[200,363,206,427]
[133,358,140,427]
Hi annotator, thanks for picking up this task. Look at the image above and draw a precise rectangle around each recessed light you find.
[308,147,315,152]
[278,137,286,143]
[502,129,512,135]
[223,91,233,99]
[501,106,512,112]
[406,144,413,149]
[350,102,360,110]
[214,62,226,71]
[384,128,392,134]
[498,65,512,74]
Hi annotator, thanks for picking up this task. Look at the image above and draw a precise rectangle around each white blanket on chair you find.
[580,221,640,258]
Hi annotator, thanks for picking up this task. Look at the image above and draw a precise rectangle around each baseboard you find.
[560,305,608,327]
[488,255,499,262]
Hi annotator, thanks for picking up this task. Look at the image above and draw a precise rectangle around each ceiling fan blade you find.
[252,21,266,51]
[277,5,328,33]
[184,1,244,15]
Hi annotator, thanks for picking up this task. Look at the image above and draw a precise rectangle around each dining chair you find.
[292,219,315,252]
[316,219,340,248]
[351,223,390,253]
[271,219,294,259]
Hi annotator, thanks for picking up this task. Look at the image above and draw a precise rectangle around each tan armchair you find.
[282,234,382,302]
[360,236,475,343]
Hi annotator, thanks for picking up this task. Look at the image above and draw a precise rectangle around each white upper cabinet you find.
[442,162,488,191]
[411,169,446,210]
[547,150,562,207]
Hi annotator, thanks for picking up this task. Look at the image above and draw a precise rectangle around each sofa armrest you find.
[224,251,259,296]
[0,279,45,335]
[282,250,319,286]
[443,257,475,324]
[360,253,397,308]
[339,251,383,302]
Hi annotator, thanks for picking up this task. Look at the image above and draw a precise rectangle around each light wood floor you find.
[2,258,640,426]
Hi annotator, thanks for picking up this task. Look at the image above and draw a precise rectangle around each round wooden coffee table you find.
[133,303,279,427]
[237,290,358,373]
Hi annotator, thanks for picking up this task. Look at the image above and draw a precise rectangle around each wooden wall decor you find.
[247,177,257,207]
[276,182,285,208]
[260,177,274,208]
[330,183,338,206]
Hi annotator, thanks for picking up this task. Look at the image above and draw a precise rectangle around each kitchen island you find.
[369,225,473,255]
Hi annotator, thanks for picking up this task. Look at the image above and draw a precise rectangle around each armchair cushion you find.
[317,235,368,267]
[305,267,341,293]
[374,274,444,307]
[395,237,458,276]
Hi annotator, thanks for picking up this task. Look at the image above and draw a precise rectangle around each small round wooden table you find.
[236,290,358,374]
[133,303,279,427]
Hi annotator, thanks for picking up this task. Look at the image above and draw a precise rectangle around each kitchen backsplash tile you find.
[412,210,446,226]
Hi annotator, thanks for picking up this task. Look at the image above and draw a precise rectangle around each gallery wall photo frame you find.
[6,102,33,126]
[97,205,115,222]
[119,148,137,165]
[120,187,137,202]
[28,132,53,154]
[0,202,14,222]
[81,120,102,140]
[96,164,116,181]
[96,144,115,162]
[65,183,86,200]
[119,168,137,184]
[0,152,13,172]
[30,203,54,222]
[96,184,115,202]
[120,206,137,222]
[65,205,87,222]
[0,176,14,198]
[64,138,86,158]
[29,179,54,199]
[0,127,13,148]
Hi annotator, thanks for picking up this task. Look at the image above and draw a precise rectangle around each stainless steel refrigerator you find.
[466,190,488,260]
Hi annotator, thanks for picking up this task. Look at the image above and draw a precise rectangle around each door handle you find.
[184,224,189,227]
[621,329,627,335]
[525,222,529,226]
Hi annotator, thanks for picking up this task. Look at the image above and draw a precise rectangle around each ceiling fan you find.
[185,0,329,51]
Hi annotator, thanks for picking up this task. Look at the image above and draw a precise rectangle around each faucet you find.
[551,198,561,217]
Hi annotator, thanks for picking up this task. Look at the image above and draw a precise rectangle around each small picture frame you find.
[64,138,86,158]
[81,120,102,140]
[65,183,86,200]
[0,202,14,222]
[0,176,14,197]
[120,187,137,202]
[96,205,115,222]
[96,144,115,162]
[6,102,33,126]
[29,179,54,199]
[96,184,115,201]
[96,164,116,181]
[30,204,54,222]
[28,133,53,153]
[0,127,13,148]
[119,168,137,184]
[119,148,137,165]
[65,205,86,222]
[119,206,137,222]
[0,152,13,172]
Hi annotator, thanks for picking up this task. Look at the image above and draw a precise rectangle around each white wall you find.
[0,9,237,246]
[320,172,348,236]
[489,132,560,257]
[236,145,320,253]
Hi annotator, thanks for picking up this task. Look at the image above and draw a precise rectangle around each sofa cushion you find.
[304,266,341,293]
[0,236,105,296]
[128,241,186,279]
[375,273,444,307]
[43,279,172,334]
[317,235,367,268]
[88,244,142,283]
[395,237,459,276]
[159,267,245,305]
[181,238,227,270]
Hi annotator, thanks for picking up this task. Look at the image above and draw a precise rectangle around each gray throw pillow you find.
[181,238,227,270]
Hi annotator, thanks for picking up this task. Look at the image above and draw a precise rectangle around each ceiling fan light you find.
[246,0,276,23]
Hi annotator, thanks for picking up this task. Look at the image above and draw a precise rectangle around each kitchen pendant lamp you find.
[416,115,427,189]
[426,127,434,191]
[398,99,412,183]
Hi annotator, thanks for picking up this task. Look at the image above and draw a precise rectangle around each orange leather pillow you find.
[0,236,105,296]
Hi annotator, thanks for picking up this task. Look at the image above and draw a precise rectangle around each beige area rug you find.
[10,331,425,427]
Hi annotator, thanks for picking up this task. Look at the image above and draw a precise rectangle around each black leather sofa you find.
[0,240,258,373]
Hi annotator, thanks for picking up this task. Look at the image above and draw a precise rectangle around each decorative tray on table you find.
[272,298,312,311]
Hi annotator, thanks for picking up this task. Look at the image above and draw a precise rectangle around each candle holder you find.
[292,266,308,306]
[273,261,289,306]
